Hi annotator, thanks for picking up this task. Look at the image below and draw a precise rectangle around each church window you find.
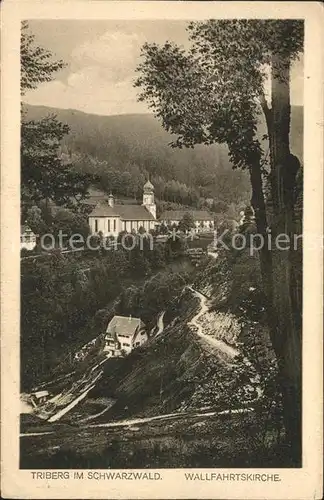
[114,219,116,232]
[95,219,98,232]
[108,219,111,232]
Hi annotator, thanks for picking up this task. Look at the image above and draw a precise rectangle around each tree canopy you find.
[135,19,304,463]
[135,20,303,171]
[178,212,195,232]
[21,21,65,94]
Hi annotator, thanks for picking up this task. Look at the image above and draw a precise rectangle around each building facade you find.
[103,315,148,357]
[88,181,156,237]
[20,225,37,251]
[159,210,214,233]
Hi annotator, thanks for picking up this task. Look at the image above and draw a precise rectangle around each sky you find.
[23,20,304,116]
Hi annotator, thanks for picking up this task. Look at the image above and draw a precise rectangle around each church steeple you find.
[108,193,114,207]
[142,180,156,219]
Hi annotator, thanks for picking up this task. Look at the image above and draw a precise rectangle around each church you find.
[88,180,157,237]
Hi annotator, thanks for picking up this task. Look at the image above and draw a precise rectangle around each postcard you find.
[1,1,323,498]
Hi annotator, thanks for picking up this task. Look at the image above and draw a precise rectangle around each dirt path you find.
[21,406,255,437]
[187,287,239,359]
[21,284,262,435]
[156,311,165,336]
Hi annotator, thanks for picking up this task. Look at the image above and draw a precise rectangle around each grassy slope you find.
[21,247,288,468]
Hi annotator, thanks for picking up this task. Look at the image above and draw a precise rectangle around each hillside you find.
[22,103,303,209]
[23,105,233,180]
[22,104,303,172]
[20,243,287,468]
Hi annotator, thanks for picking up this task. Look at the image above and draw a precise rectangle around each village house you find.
[30,390,50,407]
[103,315,148,357]
[20,225,37,251]
[88,181,156,238]
[159,210,214,233]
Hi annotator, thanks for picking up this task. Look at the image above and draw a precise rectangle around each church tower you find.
[142,180,156,219]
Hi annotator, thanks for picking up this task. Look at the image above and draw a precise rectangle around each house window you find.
[95,219,98,232]
[108,219,111,232]
[122,342,130,347]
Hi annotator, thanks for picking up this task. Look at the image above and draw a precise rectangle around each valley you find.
[20,250,280,468]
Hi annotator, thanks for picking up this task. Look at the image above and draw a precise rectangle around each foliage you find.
[158,222,169,235]
[135,20,304,460]
[21,23,93,212]
[25,105,255,212]
[51,208,90,241]
[119,270,191,323]
[25,205,46,234]
[135,20,303,171]
[21,237,187,388]
[178,212,195,232]
[21,21,65,94]
[21,112,93,208]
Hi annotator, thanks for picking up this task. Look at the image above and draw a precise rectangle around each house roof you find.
[21,225,35,235]
[106,315,145,339]
[31,390,49,398]
[159,210,213,221]
[89,203,155,221]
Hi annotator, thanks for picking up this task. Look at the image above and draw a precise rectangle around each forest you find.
[21,236,191,389]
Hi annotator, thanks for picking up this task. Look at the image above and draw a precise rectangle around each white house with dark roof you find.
[103,315,148,357]
[159,210,214,233]
[88,180,156,237]
[20,225,37,251]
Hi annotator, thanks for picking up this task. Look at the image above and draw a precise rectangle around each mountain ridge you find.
[22,103,303,205]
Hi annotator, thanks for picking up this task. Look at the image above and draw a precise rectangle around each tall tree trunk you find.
[268,54,302,465]
[249,160,273,306]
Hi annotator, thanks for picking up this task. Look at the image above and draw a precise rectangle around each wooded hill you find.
[22,103,302,209]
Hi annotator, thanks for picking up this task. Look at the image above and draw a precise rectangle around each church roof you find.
[159,210,213,221]
[89,202,155,221]
[89,203,120,217]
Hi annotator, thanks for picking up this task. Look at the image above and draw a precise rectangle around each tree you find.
[159,223,169,235]
[21,21,65,93]
[52,208,90,242]
[21,23,93,210]
[178,212,195,233]
[135,20,303,462]
[25,205,46,235]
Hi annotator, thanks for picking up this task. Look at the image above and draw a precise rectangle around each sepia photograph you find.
[19,16,305,469]
[1,1,323,499]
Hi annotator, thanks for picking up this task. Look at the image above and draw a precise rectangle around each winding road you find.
[21,284,262,437]
[187,287,239,359]
[156,311,165,336]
